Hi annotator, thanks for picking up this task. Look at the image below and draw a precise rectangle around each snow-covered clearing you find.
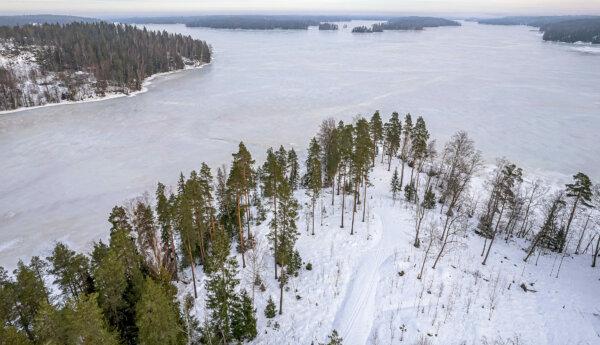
[176,161,600,345]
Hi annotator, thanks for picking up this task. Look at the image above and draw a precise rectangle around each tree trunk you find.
[279,281,284,315]
[186,241,197,298]
[399,160,405,188]
[351,179,358,235]
[236,195,246,268]
[592,235,600,268]
[561,196,579,253]
[340,173,346,228]
[331,176,335,206]
[312,198,316,236]
[361,175,367,222]
[482,232,496,265]
[575,214,590,254]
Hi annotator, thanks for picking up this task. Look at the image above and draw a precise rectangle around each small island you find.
[382,16,461,30]
[318,22,338,31]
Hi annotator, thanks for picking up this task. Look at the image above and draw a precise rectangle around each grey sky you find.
[1,0,599,16]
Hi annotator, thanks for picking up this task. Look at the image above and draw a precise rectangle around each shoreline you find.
[0,61,212,116]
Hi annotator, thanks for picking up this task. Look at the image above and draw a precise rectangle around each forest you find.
[0,22,211,111]
[0,14,99,26]
[1,108,598,344]
[541,18,600,44]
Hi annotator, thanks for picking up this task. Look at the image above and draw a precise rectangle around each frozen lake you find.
[1,21,599,269]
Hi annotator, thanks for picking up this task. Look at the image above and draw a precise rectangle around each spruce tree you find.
[136,278,184,345]
[264,296,277,318]
[156,182,178,280]
[305,137,323,235]
[390,167,401,202]
[562,172,594,253]
[318,119,341,206]
[231,289,257,342]
[422,186,436,209]
[205,227,240,343]
[322,329,343,345]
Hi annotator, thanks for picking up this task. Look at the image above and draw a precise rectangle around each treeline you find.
[319,23,339,31]
[0,15,100,27]
[478,15,600,44]
[0,22,211,110]
[118,15,460,31]
[477,15,597,27]
[382,16,461,30]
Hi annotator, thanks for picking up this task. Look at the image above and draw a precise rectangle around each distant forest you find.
[121,15,460,31]
[0,14,100,26]
[382,17,461,30]
[0,22,211,110]
[542,18,600,44]
[478,16,600,44]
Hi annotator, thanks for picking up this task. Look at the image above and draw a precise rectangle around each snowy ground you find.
[177,161,600,345]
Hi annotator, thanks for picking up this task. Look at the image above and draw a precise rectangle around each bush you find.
[306,262,313,270]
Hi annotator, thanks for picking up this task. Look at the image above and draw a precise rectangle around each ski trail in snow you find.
[333,193,405,345]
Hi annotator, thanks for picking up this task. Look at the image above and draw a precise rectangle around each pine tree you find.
[383,112,401,171]
[156,182,178,280]
[47,242,92,298]
[287,148,300,190]
[399,113,413,187]
[369,110,384,167]
[318,119,340,206]
[12,260,49,341]
[264,296,277,318]
[227,142,256,268]
[263,148,285,279]
[562,172,594,253]
[273,181,300,314]
[305,137,323,235]
[231,289,257,342]
[136,278,185,345]
[337,122,354,228]
[390,167,401,202]
[351,118,373,233]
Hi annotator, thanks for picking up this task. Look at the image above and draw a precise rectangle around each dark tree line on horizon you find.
[478,15,600,44]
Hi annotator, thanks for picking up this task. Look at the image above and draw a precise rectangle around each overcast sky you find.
[1,0,599,17]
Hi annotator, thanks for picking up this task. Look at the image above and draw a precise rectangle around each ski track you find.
[333,175,410,345]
